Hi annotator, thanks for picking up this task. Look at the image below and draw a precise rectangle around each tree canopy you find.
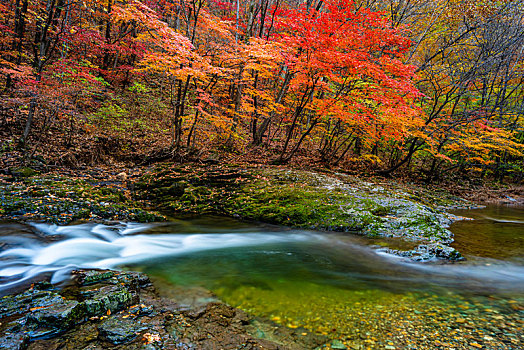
[1,0,523,182]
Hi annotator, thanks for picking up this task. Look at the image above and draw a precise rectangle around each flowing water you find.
[0,207,523,348]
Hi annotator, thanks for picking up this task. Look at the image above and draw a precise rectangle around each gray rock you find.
[77,270,116,285]
[98,316,148,344]
[84,285,138,317]
[0,333,29,350]
[417,243,463,260]
[0,289,63,319]
[26,299,85,330]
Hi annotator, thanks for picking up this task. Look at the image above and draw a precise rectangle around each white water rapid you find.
[0,222,322,292]
[1,221,523,295]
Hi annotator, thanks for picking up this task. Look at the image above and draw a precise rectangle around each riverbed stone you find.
[331,339,347,349]
[83,285,139,317]
[97,315,148,344]
[421,243,463,260]
[26,299,85,330]
[0,333,29,350]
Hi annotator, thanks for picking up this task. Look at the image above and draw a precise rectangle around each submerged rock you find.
[331,339,347,349]
[387,243,464,261]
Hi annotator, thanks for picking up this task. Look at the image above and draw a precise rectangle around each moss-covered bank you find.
[0,171,164,225]
[136,164,478,260]
[1,163,478,260]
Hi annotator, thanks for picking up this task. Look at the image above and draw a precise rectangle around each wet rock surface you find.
[0,270,328,350]
[0,164,482,261]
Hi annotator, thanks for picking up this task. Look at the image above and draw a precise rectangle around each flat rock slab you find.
[26,299,84,337]
[0,270,141,345]
[84,284,139,317]
[98,316,148,344]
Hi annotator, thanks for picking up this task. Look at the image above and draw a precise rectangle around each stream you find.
[0,206,523,348]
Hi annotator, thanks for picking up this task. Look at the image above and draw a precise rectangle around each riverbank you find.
[135,164,483,261]
[3,162,522,261]
[0,169,165,224]
[0,269,327,349]
[2,163,477,260]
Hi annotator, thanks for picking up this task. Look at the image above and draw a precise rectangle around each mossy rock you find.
[0,174,165,224]
[10,167,38,178]
[135,165,468,261]
[98,316,147,345]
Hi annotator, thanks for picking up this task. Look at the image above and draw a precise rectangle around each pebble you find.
[222,283,524,350]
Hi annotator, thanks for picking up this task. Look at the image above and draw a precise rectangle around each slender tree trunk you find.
[22,0,57,147]
[187,110,200,148]
[281,118,319,163]
[235,0,240,42]
[13,0,28,64]
[379,137,420,176]
[252,69,292,145]
[275,83,315,163]
[102,0,113,72]
[333,137,356,165]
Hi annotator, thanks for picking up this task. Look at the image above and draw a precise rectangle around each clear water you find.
[451,205,524,261]
[0,208,523,348]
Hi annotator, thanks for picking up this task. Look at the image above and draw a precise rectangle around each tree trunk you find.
[379,137,420,176]
[102,0,113,72]
[252,69,292,145]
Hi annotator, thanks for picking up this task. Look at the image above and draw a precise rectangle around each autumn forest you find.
[1,0,523,182]
[2,2,524,348]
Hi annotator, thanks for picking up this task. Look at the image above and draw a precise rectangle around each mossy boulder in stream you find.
[136,165,472,261]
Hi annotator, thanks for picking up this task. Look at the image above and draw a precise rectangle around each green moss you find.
[0,174,164,224]
[370,205,393,216]
[11,167,39,178]
[138,167,394,233]
[135,165,469,258]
